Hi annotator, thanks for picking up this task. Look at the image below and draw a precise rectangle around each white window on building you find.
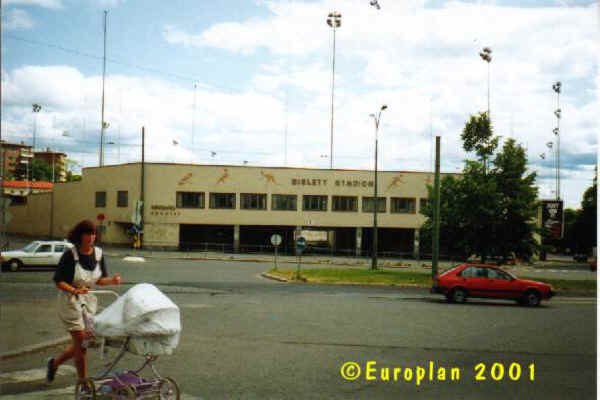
[303,195,328,211]
[332,196,358,212]
[391,197,416,214]
[95,191,106,208]
[272,194,297,211]
[241,193,267,210]
[209,193,236,209]
[362,197,386,213]
[117,191,128,208]
[176,192,205,208]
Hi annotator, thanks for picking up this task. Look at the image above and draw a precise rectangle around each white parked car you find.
[0,241,74,272]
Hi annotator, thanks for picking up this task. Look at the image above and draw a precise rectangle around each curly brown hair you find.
[67,220,97,247]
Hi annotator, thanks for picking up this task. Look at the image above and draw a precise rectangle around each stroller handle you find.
[89,290,119,300]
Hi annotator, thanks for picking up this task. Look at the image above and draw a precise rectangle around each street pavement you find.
[0,256,597,399]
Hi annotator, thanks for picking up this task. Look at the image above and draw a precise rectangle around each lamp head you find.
[381,105,388,111]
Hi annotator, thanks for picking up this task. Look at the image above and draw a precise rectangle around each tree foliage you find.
[31,159,53,182]
[422,113,539,264]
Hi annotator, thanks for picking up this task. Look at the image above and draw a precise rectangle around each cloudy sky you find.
[1,0,597,209]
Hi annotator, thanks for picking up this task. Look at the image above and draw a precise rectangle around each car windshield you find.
[22,242,40,253]
[439,265,463,276]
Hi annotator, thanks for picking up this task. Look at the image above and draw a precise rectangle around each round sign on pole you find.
[270,234,282,246]
[97,213,105,221]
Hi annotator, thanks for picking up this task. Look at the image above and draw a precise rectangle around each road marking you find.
[123,256,146,262]
[181,304,215,309]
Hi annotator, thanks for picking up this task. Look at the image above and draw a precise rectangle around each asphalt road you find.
[0,257,597,399]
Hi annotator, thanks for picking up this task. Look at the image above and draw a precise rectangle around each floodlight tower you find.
[326,11,341,169]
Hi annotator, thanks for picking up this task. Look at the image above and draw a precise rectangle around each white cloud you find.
[3,0,62,8]
[3,1,597,210]
[2,9,34,30]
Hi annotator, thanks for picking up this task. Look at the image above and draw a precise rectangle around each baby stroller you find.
[75,284,182,399]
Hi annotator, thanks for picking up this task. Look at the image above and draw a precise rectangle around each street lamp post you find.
[31,104,41,186]
[479,47,492,116]
[552,81,561,200]
[370,104,387,270]
[326,11,341,169]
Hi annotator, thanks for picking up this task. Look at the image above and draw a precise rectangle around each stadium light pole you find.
[552,81,561,200]
[370,104,387,270]
[326,11,341,169]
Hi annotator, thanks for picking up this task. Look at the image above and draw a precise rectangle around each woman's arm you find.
[56,281,88,295]
[96,276,121,286]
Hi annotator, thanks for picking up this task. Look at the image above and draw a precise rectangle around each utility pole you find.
[326,11,341,169]
[140,126,145,248]
[432,136,441,278]
[99,10,108,166]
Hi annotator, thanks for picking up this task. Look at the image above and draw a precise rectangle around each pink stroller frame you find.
[75,290,180,400]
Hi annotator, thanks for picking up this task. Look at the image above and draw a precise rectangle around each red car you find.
[431,264,554,306]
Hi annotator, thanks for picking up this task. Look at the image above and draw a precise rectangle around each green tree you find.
[421,114,539,264]
[65,159,82,182]
[30,159,53,181]
[573,168,597,253]
[461,112,499,172]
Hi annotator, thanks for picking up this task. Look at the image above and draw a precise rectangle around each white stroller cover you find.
[94,283,181,355]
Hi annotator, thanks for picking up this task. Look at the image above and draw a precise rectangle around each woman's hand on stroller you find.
[111,274,121,285]
[74,286,89,295]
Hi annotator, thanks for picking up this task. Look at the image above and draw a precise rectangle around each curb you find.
[0,336,70,361]
[260,272,289,283]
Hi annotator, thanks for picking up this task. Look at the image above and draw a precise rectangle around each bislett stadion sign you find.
[291,178,374,188]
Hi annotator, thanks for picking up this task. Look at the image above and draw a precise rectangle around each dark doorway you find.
[179,224,234,251]
[239,226,296,254]
[361,228,414,257]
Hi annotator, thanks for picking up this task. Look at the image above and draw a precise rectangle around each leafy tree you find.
[65,159,82,182]
[573,168,597,254]
[461,112,499,172]
[560,208,579,253]
[421,113,539,264]
[30,159,53,182]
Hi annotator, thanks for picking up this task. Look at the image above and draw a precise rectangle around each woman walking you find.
[46,219,122,383]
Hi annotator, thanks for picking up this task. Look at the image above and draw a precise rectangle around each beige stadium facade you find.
[7,163,455,257]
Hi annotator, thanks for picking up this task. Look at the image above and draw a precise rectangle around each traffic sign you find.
[270,234,282,246]
[97,213,105,221]
[296,236,306,252]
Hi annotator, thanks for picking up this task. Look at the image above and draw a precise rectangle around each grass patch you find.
[520,276,596,295]
[267,268,596,295]
[269,268,432,286]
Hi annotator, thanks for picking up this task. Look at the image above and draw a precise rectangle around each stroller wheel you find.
[116,384,136,399]
[159,377,180,400]
[74,378,96,399]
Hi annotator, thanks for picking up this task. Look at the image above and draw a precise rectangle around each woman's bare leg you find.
[70,330,88,381]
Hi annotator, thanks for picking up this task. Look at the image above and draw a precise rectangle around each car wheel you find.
[8,259,22,272]
[451,288,467,304]
[524,290,541,307]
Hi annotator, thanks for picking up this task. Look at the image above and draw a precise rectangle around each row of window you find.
[175,192,428,214]
[95,191,429,214]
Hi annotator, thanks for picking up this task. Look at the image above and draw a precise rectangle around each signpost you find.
[96,213,106,244]
[295,236,306,279]
[270,234,282,271]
